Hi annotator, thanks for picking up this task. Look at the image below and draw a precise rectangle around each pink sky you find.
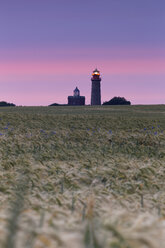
[1,54,165,105]
[1,58,165,75]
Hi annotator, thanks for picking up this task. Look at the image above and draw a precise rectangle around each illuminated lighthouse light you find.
[92,69,100,76]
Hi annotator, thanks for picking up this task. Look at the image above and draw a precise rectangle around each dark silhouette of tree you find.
[0,101,15,107]
[49,103,60,106]
[49,103,68,106]
[103,97,131,105]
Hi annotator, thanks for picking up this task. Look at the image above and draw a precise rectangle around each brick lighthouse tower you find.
[91,68,101,105]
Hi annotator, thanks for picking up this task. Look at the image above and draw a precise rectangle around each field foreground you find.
[0,105,165,248]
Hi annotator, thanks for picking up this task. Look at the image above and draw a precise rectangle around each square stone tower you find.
[68,87,85,105]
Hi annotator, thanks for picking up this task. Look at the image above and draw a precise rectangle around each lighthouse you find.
[91,68,101,105]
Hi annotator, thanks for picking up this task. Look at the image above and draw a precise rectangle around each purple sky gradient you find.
[0,0,165,105]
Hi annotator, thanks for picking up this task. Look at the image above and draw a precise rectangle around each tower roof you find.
[74,87,79,92]
[73,87,80,97]
[92,68,100,76]
[94,68,100,73]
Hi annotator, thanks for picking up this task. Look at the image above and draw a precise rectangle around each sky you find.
[0,0,165,105]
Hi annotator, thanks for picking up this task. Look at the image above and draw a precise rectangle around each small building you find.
[68,87,85,105]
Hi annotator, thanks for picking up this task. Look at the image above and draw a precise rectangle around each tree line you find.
[0,97,131,107]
